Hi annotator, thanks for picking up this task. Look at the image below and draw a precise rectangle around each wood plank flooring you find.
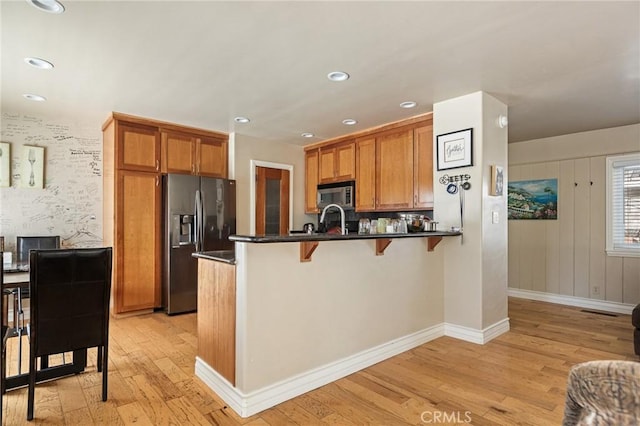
[2,297,637,425]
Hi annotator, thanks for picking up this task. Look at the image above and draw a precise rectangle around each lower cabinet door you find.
[116,170,161,313]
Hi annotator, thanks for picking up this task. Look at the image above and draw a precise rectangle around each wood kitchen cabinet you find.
[355,137,376,211]
[413,124,434,209]
[376,128,414,210]
[305,149,320,213]
[162,132,228,178]
[103,112,228,315]
[115,170,162,312]
[319,141,355,183]
[197,137,228,178]
[162,131,196,174]
[118,123,161,172]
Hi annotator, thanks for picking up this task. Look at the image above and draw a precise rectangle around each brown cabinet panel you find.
[319,149,336,183]
[335,142,356,181]
[305,150,319,213]
[197,259,236,385]
[356,138,376,211]
[413,125,434,209]
[118,123,160,172]
[376,129,414,210]
[197,137,228,178]
[319,141,355,183]
[116,170,161,313]
[163,131,196,174]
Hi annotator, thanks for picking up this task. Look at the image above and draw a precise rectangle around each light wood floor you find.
[2,297,637,425]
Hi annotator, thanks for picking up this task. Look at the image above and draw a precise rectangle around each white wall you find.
[235,237,444,393]
[433,91,509,332]
[0,112,103,253]
[233,133,312,234]
[508,124,640,306]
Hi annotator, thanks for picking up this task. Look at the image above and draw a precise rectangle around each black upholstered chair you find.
[1,259,5,424]
[27,247,112,421]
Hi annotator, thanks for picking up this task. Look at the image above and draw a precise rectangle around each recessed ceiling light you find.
[24,57,54,69]
[301,132,314,138]
[23,93,47,102]
[399,101,417,109]
[327,71,350,82]
[234,116,250,123]
[27,0,65,14]
[342,119,357,126]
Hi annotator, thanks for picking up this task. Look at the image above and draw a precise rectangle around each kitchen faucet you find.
[319,203,346,235]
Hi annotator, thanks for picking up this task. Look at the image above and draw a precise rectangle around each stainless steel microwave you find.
[317,181,355,210]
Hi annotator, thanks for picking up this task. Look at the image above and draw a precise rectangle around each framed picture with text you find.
[436,128,473,171]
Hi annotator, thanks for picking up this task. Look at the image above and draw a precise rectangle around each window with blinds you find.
[606,153,640,257]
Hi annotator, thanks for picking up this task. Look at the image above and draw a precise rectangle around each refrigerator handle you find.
[200,190,206,249]
[195,190,202,252]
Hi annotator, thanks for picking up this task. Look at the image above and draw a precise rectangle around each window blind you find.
[608,154,640,255]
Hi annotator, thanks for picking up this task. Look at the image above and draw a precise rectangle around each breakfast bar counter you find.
[229,230,461,243]
[195,234,453,417]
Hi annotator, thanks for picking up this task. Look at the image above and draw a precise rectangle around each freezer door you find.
[200,178,236,251]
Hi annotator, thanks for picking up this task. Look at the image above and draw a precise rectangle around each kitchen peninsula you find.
[193,230,460,417]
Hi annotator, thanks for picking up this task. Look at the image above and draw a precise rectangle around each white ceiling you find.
[1,1,639,146]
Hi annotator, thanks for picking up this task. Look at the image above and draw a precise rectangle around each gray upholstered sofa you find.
[562,360,640,425]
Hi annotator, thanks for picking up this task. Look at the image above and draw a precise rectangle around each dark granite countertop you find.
[192,250,236,264]
[229,230,461,243]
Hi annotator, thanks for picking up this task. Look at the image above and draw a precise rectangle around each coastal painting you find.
[508,179,558,220]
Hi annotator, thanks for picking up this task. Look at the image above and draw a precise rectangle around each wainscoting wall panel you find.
[508,156,639,305]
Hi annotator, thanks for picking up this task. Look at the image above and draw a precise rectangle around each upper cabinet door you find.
[197,137,228,178]
[413,124,434,209]
[356,137,376,211]
[118,123,160,172]
[376,129,414,211]
[335,142,355,181]
[162,131,196,174]
[319,148,337,183]
[319,141,355,183]
[305,149,319,213]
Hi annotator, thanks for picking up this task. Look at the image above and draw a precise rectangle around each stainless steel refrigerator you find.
[163,174,236,314]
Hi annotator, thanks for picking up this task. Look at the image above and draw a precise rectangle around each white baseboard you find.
[508,288,636,315]
[444,317,510,344]
[195,324,445,418]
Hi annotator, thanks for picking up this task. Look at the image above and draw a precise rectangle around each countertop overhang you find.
[192,250,236,264]
[231,231,461,262]
[229,230,460,243]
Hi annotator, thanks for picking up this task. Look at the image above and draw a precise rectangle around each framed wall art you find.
[490,165,504,196]
[507,179,558,220]
[437,128,473,171]
[0,142,10,187]
[21,145,45,189]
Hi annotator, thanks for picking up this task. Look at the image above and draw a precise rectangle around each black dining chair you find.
[1,259,5,424]
[11,236,61,374]
[27,247,112,421]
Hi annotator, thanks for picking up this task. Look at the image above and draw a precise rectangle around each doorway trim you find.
[249,160,294,234]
